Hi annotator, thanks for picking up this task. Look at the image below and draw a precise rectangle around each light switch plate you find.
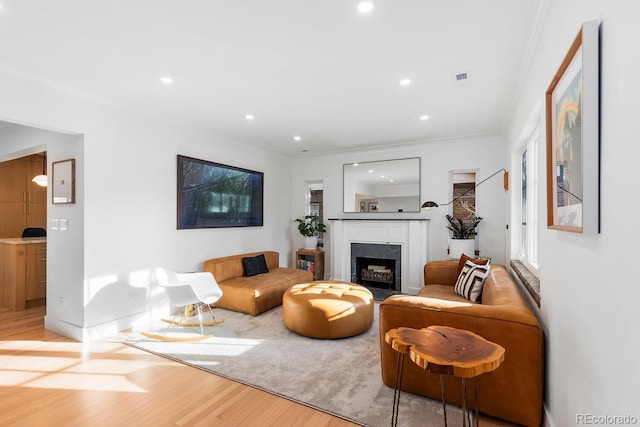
[60,218,68,231]
[51,218,59,230]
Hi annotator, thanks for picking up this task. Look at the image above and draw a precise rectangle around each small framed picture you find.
[52,159,75,204]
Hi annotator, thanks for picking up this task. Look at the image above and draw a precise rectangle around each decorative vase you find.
[449,239,475,260]
[303,236,318,250]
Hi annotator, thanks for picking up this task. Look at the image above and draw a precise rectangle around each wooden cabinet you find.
[0,158,26,202]
[25,243,46,301]
[25,156,47,227]
[0,239,46,310]
[296,248,324,281]
[0,155,47,238]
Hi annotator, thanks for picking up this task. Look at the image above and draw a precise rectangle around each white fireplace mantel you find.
[328,219,429,295]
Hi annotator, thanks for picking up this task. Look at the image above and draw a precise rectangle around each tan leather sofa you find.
[379,260,544,427]
[204,251,312,316]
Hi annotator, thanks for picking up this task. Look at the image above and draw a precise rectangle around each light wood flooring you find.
[0,306,358,427]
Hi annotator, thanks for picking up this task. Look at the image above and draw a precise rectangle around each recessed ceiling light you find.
[293,136,302,142]
[357,0,374,13]
[420,115,430,121]
[160,76,173,84]
[353,163,359,166]
[400,78,411,86]
[245,114,254,121]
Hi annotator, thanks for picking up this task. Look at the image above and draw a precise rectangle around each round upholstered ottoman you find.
[283,281,374,339]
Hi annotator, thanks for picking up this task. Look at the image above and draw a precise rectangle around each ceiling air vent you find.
[453,70,472,86]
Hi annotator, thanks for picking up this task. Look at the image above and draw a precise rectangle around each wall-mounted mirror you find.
[343,157,420,213]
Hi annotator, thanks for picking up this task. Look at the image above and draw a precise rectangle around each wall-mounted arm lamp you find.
[421,168,509,209]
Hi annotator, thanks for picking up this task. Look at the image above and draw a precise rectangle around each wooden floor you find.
[0,306,358,427]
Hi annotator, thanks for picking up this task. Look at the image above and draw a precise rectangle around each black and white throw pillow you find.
[454,260,491,303]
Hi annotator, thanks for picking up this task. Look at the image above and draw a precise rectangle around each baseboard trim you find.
[543,403,555,427]
[45,311,145,342]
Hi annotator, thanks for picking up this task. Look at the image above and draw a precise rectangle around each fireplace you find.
[329,219,428,295]
[350,243,401,291]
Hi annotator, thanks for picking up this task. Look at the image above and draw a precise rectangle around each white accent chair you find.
[142,268,224,341]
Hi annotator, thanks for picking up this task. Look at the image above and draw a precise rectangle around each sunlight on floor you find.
[121,312,265,358]
[0,339,177,392]
[25,372,149,392]
[130,336,264,358]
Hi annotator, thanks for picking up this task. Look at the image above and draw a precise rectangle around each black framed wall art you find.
[177,155,264,229]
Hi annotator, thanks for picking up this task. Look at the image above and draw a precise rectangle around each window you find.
[449,171,479,257]
[520,129,539,271]
[306,181,324,247]
[451,171,477,222]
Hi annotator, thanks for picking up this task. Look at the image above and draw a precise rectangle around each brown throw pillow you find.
[456,253,489,277]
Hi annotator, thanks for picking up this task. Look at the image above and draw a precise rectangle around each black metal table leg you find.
[474,378,479,427]
[440,374,448,426]
[391,351,404,427]
[462,378,468,427]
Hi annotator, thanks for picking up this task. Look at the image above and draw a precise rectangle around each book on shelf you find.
[298,259,315,273]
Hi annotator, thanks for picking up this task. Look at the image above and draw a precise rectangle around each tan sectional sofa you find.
[204,251,312,316]
[379,260,544,427]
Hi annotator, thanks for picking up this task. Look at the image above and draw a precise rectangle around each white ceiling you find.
[0,0,542,157]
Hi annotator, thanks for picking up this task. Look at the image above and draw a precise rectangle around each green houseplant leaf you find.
[294,214,327,237]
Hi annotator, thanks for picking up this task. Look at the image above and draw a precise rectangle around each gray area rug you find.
[125,304,464,427]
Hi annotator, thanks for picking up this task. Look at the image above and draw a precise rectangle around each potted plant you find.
[445,214,483,259]
[294,214,327,249]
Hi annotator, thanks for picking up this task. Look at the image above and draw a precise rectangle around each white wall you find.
[507,1,640,425]
[291,134,508,279]
[0,69,294,340]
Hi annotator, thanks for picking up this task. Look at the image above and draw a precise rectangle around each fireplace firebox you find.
[350,243,401,291]
[356,257,396,289]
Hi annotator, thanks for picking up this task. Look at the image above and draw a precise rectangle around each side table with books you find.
[296,248,324,281]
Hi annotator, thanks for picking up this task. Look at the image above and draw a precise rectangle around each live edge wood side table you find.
[384,326,505,427]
